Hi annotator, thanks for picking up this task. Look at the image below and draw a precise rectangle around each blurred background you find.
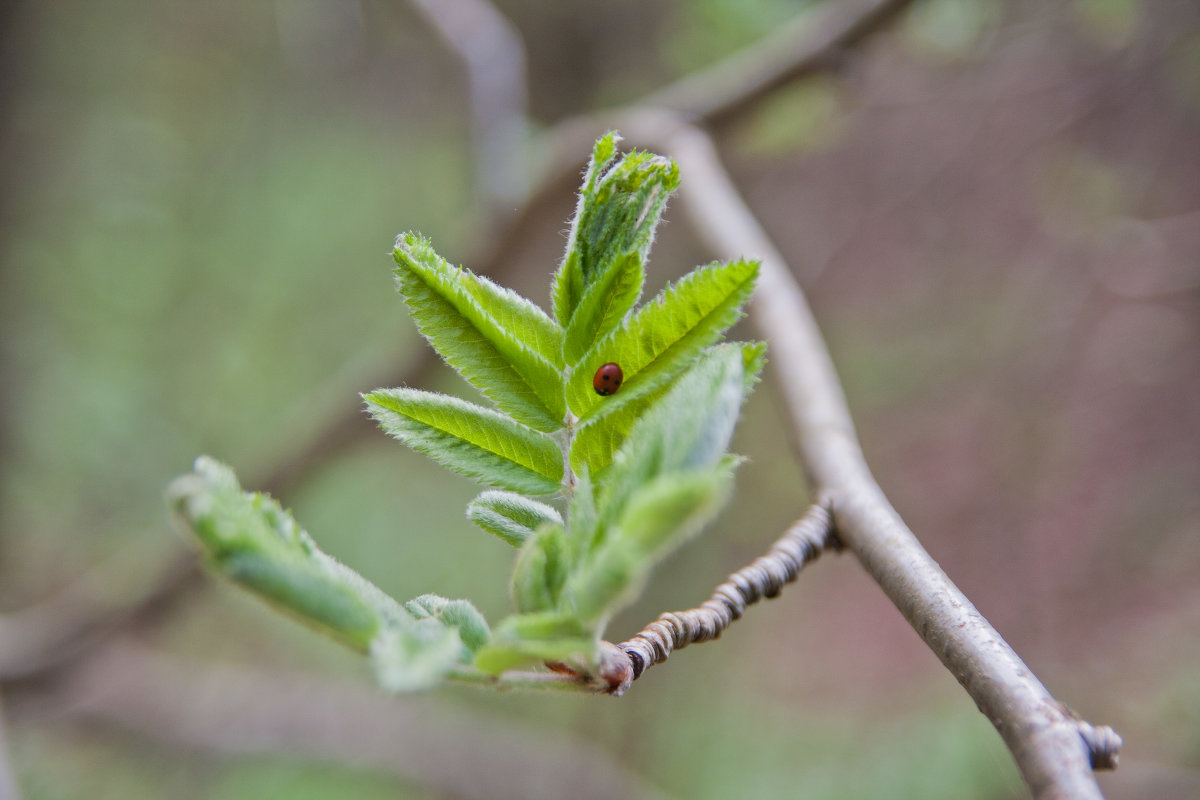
[1,0,1198,798]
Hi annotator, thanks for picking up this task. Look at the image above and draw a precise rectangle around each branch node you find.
[1080,722,1123,771]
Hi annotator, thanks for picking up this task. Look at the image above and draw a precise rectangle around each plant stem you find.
[558,412,578,494]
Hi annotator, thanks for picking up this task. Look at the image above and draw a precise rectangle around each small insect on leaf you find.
[593,363,624,396]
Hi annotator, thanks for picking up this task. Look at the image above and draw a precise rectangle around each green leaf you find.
[473,612,594,675]
[739,340,769,395]
[217,550,381,647]
[364,388,564,495]
[568,383,663,479]
[169,458,489,692]
[552,345,763,632]
[570,340,764,482]
[393,233,565,431]
[592,343,761,544]
[168,457,403,650]
[551,133,620,327]
[510,521,568,613]
[404,593,491,653]
[562,251,644,366]
[552,135,680,327]
[457,267,564,369]
[563,468,733,626]
[466,490,563,548]
[370,620,466,693]
[565,259,759,423]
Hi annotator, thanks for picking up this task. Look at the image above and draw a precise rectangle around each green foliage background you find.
[3,1,1198,799]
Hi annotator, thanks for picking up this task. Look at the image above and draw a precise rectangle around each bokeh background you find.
[2,0,1198,798]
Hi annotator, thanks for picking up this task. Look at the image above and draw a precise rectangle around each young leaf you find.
[739,339,769,395]
[394,233,565,431]
[550,133,620,327]
[364,388,563,495]
[592,343,761,543]
[170,457,490,692]
[404,593,491,653]
[467,490,563,548]
[552,136,680,328]
[473,611,594,675]
[370,621,467,693]
[562,467,733,626]
[458,269,564,369]
[566,259,759,423]
[568,383,664,479]
[169,457,400,650]
[510,521,569,613]
[561,251,644,366]
[553,345,762,633]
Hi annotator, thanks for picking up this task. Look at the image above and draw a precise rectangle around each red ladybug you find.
[592,362,623,396]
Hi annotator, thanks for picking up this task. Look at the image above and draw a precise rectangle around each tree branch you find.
[641,0,916,125]
[409,0,529,207]
[615,502,836,691]
[0,547,201,682]
[625,113,1122,800]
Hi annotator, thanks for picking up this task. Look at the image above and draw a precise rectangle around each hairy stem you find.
[558,412,578,494]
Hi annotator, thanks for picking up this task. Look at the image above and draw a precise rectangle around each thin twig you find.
[641,0,916,125]
[629,114,1122,800]
[0,548,200,682]
[43,641,670,800]
[615,502,836,692]
[409,0,529,207]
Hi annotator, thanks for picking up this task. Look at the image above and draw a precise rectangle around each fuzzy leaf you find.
[550,133,620,326]
[592,343,760,544]
[563,467,733,626]
[457,267,564,369]
[562,251,644,366]
[168,457,404,649]
[473,612,594,675]
[467,490,563,548]
[394,233,565,431]
[510,522,568,613]
[370,621,466,692]
[169,458,488,692]
[404,593,491,653]
[568,383,663,479]
[566,259,759,423]
[364,388,563,495]
[553,345,762,632]
[552,135,680,327]
[739,340,769,395]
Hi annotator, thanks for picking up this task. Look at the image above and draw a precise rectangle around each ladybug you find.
[592,362,624,396]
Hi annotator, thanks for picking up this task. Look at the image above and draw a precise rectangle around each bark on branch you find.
[617,502,836,688]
